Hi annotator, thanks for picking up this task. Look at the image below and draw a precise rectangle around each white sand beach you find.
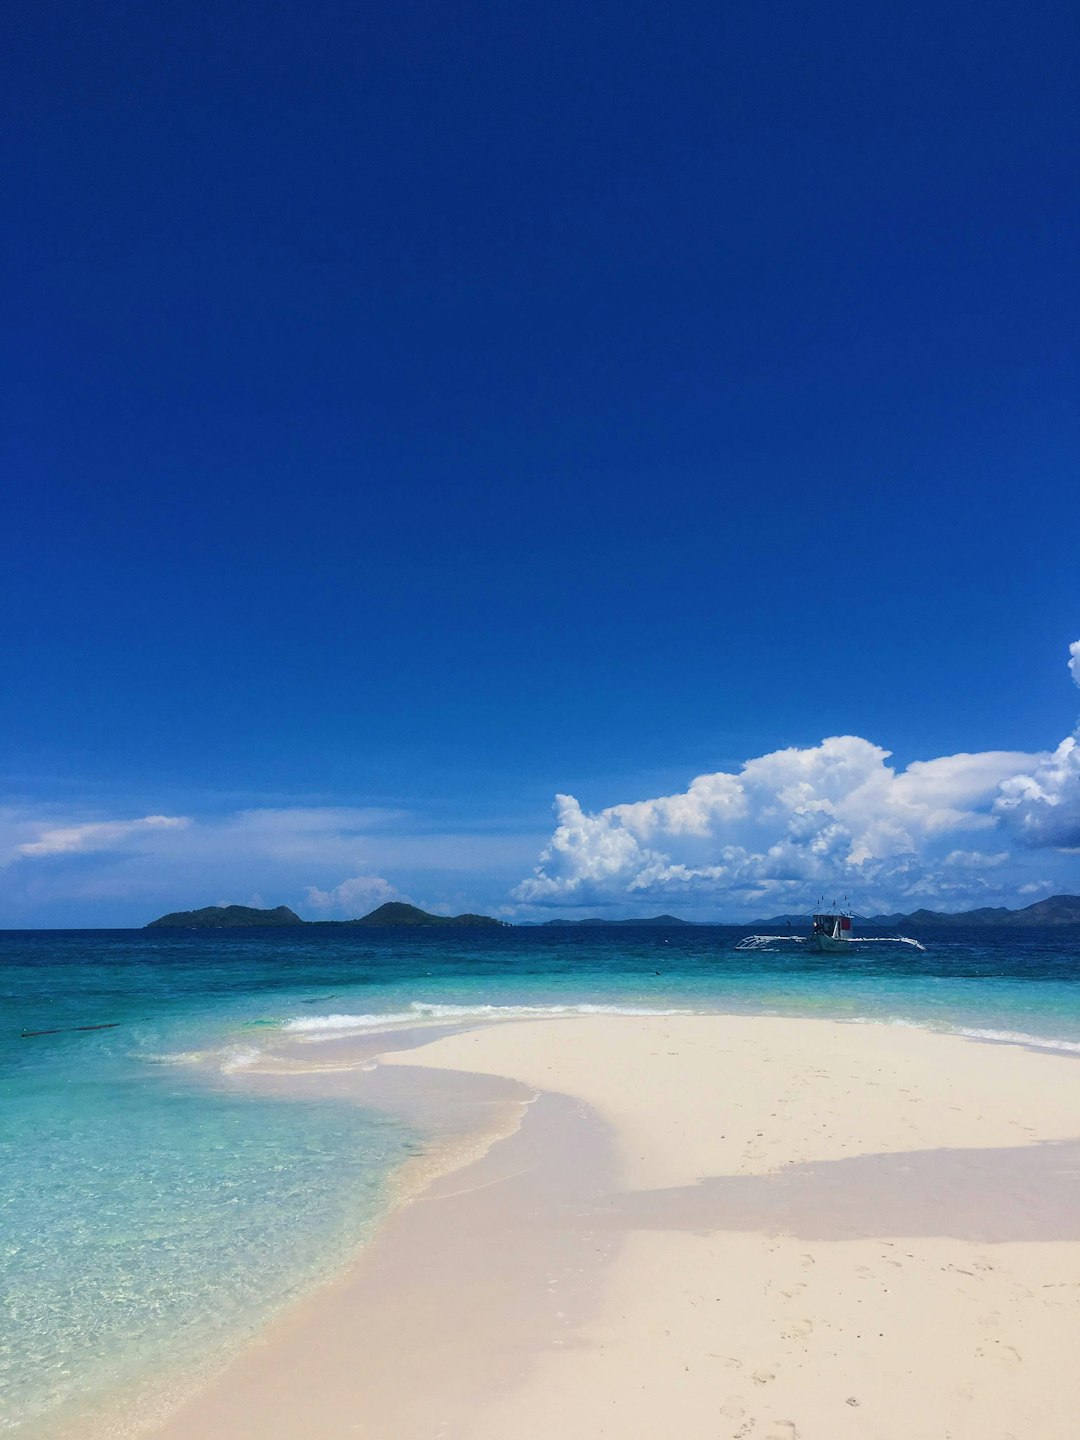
[147,1015,1080,1440]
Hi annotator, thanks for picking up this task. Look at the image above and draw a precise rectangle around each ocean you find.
[3,923,1079,1434]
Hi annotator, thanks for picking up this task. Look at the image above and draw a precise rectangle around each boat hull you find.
[811,934,851,953]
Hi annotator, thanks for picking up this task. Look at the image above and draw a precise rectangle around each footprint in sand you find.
[781,1318,813,1340]
[764,1423,798,1439]
[720,1399,747,1419]
[752,1368,776,1385]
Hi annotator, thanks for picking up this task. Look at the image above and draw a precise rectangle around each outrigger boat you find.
[736,906,924,953]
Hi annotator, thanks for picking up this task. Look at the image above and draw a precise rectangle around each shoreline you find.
[24,1025,536,1440]
[122,1011,1080,1440]
[19,1010,1080,1439]
[147,1085,618,1440]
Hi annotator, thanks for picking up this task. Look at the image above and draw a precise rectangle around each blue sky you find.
[4,0,1078,925]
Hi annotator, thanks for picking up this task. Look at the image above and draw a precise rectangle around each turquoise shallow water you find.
[3,923,1079,1433]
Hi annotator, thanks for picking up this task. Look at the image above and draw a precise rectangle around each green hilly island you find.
[760,894,1080,928]
[146,901,504,928]
[864,894,1080,928]
[146,905,304,929]
[146,895,1080,930]
[341,902,504,927]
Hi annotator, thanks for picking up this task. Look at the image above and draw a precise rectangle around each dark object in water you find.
[20,1022,121,1038]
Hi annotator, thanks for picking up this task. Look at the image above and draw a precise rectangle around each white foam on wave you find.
[848,1014,1080,1055]
[280,1003,1080,1055]
[952,1026,1080,1055]
[138,1044,267,1072]
[139,1049,212,1066]
[220,1045,263,1072]
[281,1000,697,1036]
[283,1010,422,1033]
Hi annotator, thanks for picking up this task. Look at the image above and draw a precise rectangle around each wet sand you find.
[147,1014,1080,1439]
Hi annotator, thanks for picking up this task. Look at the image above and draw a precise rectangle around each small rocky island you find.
[146,904,304,928]
[145,901,505,929]
[345,901,504,927]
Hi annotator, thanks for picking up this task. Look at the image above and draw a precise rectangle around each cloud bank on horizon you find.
[0,802,536,925]
[514,642,1080,914]
[3,642,1079,924]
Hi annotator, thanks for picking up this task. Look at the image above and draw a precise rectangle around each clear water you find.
[3,923,1079,1433]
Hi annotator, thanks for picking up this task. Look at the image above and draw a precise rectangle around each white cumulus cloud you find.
[304,873,401,915]
[994,736,1080,850]
[514,740,1045,912]
[1069,639,1080,690]
[514,642,1080,914]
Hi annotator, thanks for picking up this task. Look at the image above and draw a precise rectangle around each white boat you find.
[736,908,924,952]
[810,910,854,951]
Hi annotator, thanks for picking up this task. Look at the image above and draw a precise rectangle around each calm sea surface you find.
[3,923,1079,1433]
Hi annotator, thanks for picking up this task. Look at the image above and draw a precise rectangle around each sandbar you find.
[146,1014,1080,1439]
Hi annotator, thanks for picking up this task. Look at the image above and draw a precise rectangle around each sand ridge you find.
[385,1015,1080,1440]
[148,1014,1080,1439]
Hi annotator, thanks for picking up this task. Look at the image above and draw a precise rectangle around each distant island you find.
[146,901,505,929]
[146,904,305,929]
[757,894,1080,929]
[342,902,504,928]
[536,896,1080,928]
[540,914,692,927]
[145,895,1080,930]
[865,894,1080,929]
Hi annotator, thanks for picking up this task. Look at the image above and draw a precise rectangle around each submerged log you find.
[20,1022,121,1037]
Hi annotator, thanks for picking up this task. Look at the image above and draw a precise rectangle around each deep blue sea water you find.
[3,923,1079,1434]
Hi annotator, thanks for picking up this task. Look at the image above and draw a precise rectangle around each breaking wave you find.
[952,1026,1080,1055]
[279,1004,1080,1057]
[282,1000,697,1035]
[848,1014,1080,1056]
